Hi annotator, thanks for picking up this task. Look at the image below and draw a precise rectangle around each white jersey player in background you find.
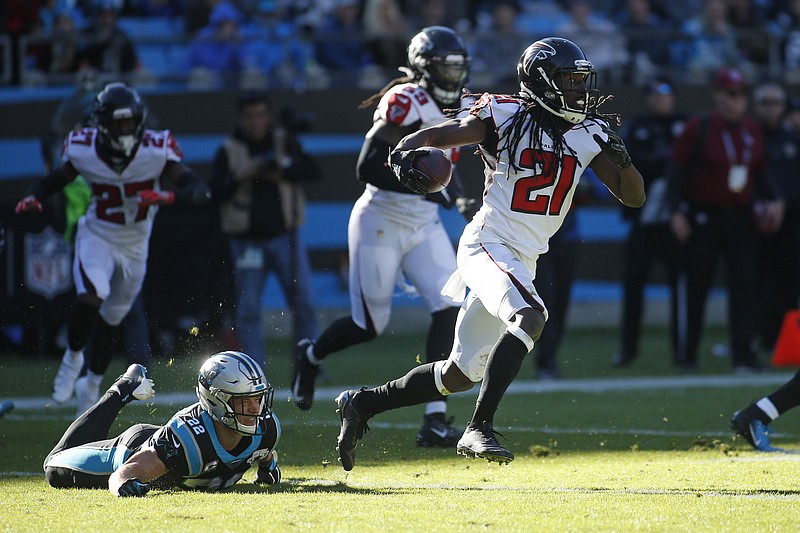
[292,26,478,448]
[16,82,210,416]
[333,37,646,469]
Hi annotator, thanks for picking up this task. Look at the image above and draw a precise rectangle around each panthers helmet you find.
[196,351,274,436]
[517,37,598,124]
[407,26,471,106]
[90,82,147,157]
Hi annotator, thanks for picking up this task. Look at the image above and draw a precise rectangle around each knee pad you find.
[506,322,535,353]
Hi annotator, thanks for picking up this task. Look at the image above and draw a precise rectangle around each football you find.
[412,147,452,193]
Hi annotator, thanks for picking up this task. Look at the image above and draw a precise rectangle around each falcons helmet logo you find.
[527,41,556,62]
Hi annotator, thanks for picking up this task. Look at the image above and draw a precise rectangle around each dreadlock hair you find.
[453,91,621,177]
[359,73,416,110]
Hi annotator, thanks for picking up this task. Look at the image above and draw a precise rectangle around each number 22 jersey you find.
[144,403,281,492]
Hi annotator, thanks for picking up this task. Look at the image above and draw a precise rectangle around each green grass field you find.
[2,325,800,531]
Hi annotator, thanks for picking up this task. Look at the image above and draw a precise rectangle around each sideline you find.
[6,372,794,412]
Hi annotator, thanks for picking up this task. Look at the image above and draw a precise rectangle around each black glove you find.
[256,463,282,485]
[593,125,632,169]
[389,148,431,195]
[455,197,479,221]
[117,478,151,497]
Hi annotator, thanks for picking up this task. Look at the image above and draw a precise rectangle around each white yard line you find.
[5,372,795,411]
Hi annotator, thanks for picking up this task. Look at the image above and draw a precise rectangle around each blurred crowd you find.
[5,0,800,90]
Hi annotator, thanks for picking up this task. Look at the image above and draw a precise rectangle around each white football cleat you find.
[74,373,102,417]
[52,350,84,404]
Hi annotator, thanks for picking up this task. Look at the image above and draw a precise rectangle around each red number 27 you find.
[93,180,155,224]
[510,148,578,216]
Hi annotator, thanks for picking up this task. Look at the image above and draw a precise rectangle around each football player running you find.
[44,351,282,496]
[292,26,478,448]
[334,37,645,468]
[15,82,210,417]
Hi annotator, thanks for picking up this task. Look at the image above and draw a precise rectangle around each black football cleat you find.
[292,339,319,411]
[416,413,462,448]
[730,405,782,452]
[456,423,514,464]
[109,364,155,405]
[335,389,370,471]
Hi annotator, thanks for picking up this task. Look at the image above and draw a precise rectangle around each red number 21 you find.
[510,148,577,215]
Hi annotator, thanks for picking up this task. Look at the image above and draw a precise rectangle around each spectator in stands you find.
[616,0,672,83]
[727,0,771,65]
[312,0,374,75]
[240,0,312,90]
[409,0,455,30]
[2,0,48,85]
[38,8,80,77]
[72,2,139,76]
[751,82,797,353]
[467,0,527,90]
[556,0,629,82]
[362,0,409,71]
[772,0,800,81]
[187,0,246,87]
[209,90,322,368]
[673,0,744,81]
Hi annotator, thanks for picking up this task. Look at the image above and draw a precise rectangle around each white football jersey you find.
[367,83,470,225]
[462,93,606,261]
[62,127,182,256]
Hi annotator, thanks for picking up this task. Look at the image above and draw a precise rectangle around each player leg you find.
[616,223,652,367]
[293,197,399,410]
[730,369,800,451]
[401,220,462,447]
[44,365,156,488]
[75,254,146,417]
[454,242,547,464]
[335,292,497,470]
[230,237,270,367]
[270,232,321,346]
[51,230,113,404]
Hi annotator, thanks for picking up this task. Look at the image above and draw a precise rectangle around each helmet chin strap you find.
[527,89,587,125]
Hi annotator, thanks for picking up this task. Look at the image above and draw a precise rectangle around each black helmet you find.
[91,82,147,157]
[517,37,597,124]
[406,26,471,106]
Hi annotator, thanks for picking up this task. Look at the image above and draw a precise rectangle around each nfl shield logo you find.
[24,226,73,300]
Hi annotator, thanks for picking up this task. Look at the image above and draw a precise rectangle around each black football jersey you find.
[145,403,281,491]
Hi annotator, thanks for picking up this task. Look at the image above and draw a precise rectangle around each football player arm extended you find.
[108,448,169,497]
[394,115,488,152]
[357,120,421,192]
[15,162,79,213]
[589,137,645,208]
[160,161,212,206]
[590,154,645,208]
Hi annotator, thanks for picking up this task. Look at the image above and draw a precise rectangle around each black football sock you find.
[354,363,441,417]
[469,332,528,428]
[67,300,100,351]
[766,370,800,415]
[425,307,459,363]
[424,307,459,412]
[87,319,119,376]
[313,316,376,361]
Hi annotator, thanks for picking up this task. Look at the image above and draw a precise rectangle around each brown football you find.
[413,147,452,193]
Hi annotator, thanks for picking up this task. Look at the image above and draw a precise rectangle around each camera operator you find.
[210,90,322,367]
